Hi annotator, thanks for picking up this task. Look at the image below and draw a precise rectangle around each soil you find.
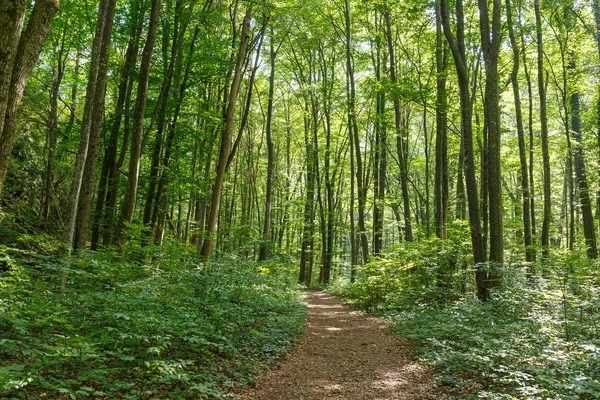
[241,291,446,400]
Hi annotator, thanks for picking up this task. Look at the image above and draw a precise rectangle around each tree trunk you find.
[154,27,199,244]
[63,0,110,250]
[259,25,276,261]
[343,0,359,281]
[434,2,448,244]
[441,0,487,300]
[535,0,552,261]
[200,7,252,260]
[478,0,503,291]
[570,57,597,259]
[385,11,413,243]
[0,0,58,195]
[116,0,163,245]
[91,6,144,249]
[506,0,533,264]
[43,31,67,222]
[74,0,118,250]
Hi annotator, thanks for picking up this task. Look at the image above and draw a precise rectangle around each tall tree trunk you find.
[535,0,552,261]
[43,32,67,222]
[116,0,163,245]
[200,7,252,260]
[385,11,413,243]
[91,6,144,249]
[299,102,316,286]
[478,0,503,290]
[64,0,110,250]
[506,0,533,263]
[143,2,194,232]
[344,0,360,278]
[593,0,600,234]
[441,0,487,300]
[434,2,448,244]
[0,0,58,195]
[74,0,118,250]
[373,13,386,255]
[154,26,200,244]
[570,56,597,259]
[259,25,276,261]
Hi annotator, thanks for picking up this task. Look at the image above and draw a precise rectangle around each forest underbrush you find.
[0,229,306,399]
[331,237,600,399]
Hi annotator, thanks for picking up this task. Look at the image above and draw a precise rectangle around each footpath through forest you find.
[242,291,446,400]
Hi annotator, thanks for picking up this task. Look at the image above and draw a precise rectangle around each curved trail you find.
[244,291,445,400]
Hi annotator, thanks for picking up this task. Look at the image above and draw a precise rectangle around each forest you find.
[1,0,600,398]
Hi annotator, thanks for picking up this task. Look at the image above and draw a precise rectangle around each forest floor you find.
[241,291,446,400]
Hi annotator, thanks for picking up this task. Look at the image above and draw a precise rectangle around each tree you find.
[200,6,252,260]
[0,0,58,195]
[440,0,487,300]
[116,0,163,245]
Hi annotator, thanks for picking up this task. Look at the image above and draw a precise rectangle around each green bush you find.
[0,244,306,399]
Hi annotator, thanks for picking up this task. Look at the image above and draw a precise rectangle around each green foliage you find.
[331,244,600,399]
[0,243,306,399]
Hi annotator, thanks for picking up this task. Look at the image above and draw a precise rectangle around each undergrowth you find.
[0,238,306,399]
[330,237,600,399]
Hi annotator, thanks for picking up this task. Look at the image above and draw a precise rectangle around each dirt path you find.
[243,291,446,400]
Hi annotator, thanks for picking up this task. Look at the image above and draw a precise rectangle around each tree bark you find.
[74,0,118,250]
[259,25,277,261]
[200,6,252,260]
[434,2,448,244]
[0,0,58,195]
[506,0,533,264]
[570,56,597,259]
[441,0,487,300]
[478,0,503,290]
[343,0,359,281]
[116,0,163,245]
[535,0,552,261]
[385,11,413,243]
[63,0,109,250]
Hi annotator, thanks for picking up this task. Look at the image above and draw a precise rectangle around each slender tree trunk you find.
[506,0,533,264]
[385,11,413,243]
[569,56,597,258]
[434,3,448,244]
[91,7,144,249]
[299,102,316,286]
[344,0,360,279]
[441,0,487,300]
[259,25,276,261]
[518,3,537,258]
[74,0,118,250]
[593,0,600,234]
[116,0,162,245]
[154,27,199,244]
[43,34,67,222]
[535,0,552,261]
[373,14,386,255]
[64,0,110,250]
[200,7,252,260]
